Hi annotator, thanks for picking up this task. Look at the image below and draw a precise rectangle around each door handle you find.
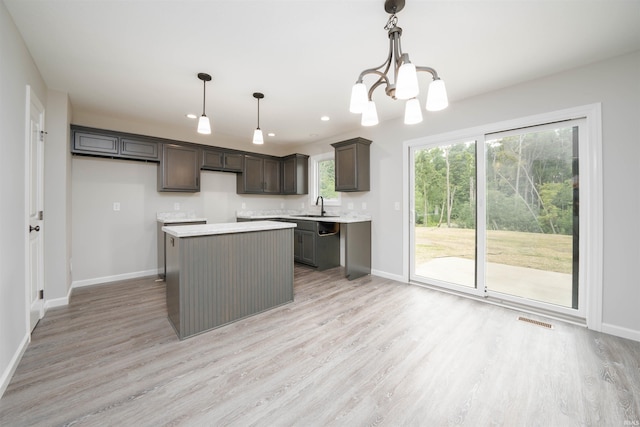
[29,225,40,233]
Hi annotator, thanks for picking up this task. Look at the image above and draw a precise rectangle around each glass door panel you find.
[485,125,578,308]
[412,141,477,289]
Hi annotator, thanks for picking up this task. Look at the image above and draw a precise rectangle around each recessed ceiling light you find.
[186,113,197,119]
[321,116,330,121]
[268,132,275,137]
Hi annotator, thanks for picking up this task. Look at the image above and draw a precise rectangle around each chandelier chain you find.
[384,14,398,31]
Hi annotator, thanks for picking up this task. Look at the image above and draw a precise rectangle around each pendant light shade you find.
[197,73,212,135]
[252,128,264,145]
[252,92,265,145]
[426,78,449,111]
[404,98,423,124]
[197,115,211,134]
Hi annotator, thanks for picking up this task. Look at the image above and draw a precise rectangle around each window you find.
[310,152,340,206]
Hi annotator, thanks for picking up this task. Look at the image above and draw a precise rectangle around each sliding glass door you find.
[410,119,584,316]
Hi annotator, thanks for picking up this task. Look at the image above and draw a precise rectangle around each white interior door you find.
[27,86,45,332]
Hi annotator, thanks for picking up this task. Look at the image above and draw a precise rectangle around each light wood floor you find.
[2,266,639,426]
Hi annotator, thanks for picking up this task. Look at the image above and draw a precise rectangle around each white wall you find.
[70,157,290,284]
[0,1,47,396]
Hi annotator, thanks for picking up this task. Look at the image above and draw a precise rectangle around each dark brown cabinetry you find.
[290,219,339,270]
[158,144,201,192]
[237,155,281,194]
[282,154,309,195]
[331,137,372,192]
[72,126,160,162]
[201,148,244,172]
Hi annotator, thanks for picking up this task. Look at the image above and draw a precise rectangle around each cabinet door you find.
[239,155,265,193]
[202,149,224,170]
[223,153,244,172]
[121,137,159,161]
[333,138,371,192]
[159,144,200,192]
[334,144,358,191]
[282,155,309,194]
[263,158,281,193]
[294,229,316,266]
[73,131,119,155]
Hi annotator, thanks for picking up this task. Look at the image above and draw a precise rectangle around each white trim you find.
[308,151,341,207]
[45,285,73,309]
[0,334,29,399]
[371,269,406,283]
[601,323,640,343]
[403,103,603,331]
[72,269,159,288]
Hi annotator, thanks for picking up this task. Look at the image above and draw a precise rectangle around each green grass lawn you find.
[414,226,573,274]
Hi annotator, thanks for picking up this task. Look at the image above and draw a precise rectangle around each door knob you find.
[29,225,40,233]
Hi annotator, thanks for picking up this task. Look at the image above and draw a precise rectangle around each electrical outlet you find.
[301,203,305,209]
[174,203,180,211]
[113,202,120,211]
[241,203,246,209]
[362,202,367,210]
[348,203,354,210]
[280,202,285,209]
[394,202,400,211]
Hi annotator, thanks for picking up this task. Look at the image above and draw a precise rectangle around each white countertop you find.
[163,220,296,238]
[236,210,371,224]
[156,212,207,224]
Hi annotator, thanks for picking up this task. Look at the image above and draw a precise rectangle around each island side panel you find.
[172,228,294,339]
[344,221,372,280]
[165,234,182,335]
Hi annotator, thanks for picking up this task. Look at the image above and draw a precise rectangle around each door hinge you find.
[39,289,44,300]
[40,130,48,142]
[38,211,44,220]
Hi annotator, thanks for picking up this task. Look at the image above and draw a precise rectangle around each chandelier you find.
[349,0,449,126]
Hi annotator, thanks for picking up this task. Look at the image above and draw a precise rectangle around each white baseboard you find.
[371,269,406,283]
[45,285,72,309]
[72,269,159,289]
[0,333,29,399]
[601,322,640,343]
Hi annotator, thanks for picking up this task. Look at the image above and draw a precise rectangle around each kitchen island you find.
[162,220,295,339]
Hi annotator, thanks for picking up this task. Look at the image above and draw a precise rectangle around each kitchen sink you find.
[294,215,339,218]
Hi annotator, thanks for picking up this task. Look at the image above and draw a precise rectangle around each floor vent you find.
[518,316,553,329]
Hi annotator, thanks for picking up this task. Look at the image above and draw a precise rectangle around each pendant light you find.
[197,73,212,135]
[349,0,448,126]
[252,92,264,145]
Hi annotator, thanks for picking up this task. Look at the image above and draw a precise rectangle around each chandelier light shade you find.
[197,72,212,135]
[252,92,264,145]
[349,0,448,125]
[404,97,423,125]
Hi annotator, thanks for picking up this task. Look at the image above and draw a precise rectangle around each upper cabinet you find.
[158,144,201,192]
[201,148,244,172]
[72,126,160,162]
[282,154,309,195]
[237,155,281,194]
[70,125,307,195]
[331,137,372,192]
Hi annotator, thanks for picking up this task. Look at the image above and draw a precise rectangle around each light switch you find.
[394,202,400,211]
[113,202,120,211]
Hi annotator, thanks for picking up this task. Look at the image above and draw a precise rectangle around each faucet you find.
[315,196,326,216]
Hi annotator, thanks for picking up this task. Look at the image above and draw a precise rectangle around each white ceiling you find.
[5,0,640,147]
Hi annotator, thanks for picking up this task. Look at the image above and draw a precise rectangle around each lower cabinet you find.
[292,220,339,270]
